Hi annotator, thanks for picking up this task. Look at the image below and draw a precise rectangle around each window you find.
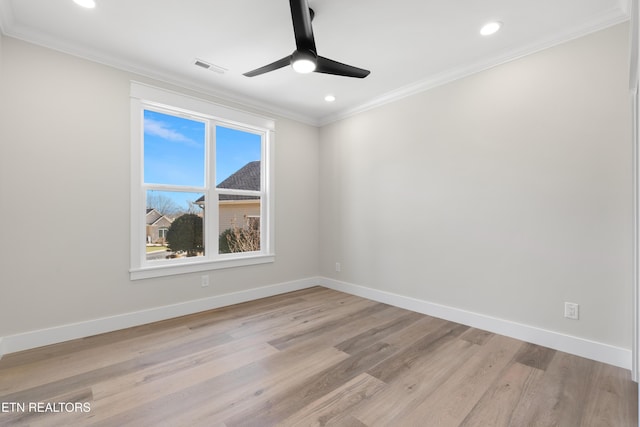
[130,82,275,279]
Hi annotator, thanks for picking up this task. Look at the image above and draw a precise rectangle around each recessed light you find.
[324,95,336,102]
[73,0,96,8]
[480,21,502,36]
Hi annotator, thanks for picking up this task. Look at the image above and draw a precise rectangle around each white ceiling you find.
[0,0,630,125]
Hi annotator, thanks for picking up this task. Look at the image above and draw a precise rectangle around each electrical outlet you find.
[335,262,341,272]
[201,275,209,287]
[564,302,579,320]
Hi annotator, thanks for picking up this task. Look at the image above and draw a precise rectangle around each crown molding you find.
[0,19,320,126]
[0,1,629,129]
[320,8,630,126]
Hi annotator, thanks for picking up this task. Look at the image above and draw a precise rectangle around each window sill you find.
[130,254,275,280]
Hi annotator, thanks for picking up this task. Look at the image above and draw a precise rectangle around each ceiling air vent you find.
[193,58,227,74]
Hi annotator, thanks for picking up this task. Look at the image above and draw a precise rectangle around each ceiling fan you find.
[243,0,370,78]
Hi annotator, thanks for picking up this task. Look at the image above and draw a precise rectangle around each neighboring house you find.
[146,208,173,244]
[195,161,261,232]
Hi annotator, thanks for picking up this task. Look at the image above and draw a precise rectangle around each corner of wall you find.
[319,277,632,370]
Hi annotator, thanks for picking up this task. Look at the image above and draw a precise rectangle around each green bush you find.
[166,213,203,257]
[218,228,234,254]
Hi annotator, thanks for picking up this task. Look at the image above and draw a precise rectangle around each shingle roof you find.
[145,208,172,226]
[195,161,260,204]
[146,208,162,225]
[218,161,260,192]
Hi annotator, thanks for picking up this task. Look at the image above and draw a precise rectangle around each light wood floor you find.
[0,287,636,426]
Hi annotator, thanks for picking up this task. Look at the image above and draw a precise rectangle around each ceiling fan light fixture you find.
[73,0,96,8]
[480,21,502,36]
[324,94,336,102]
[291,50,317,74]
[292,58,316,73]
[243,0,370,78]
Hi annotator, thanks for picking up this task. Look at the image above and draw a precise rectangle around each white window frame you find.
[130,82,275,280]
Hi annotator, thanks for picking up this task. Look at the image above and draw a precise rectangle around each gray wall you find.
[319,23,632,348]
[0,36,320,337]
[0,22,633,352]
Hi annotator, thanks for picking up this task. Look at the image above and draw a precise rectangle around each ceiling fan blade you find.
[316,56,370,78]
[243,56,291,77]
[289,0,316,53]
[244,1,372,79]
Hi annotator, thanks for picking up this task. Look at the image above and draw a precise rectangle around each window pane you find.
[218,198,261,254]
[146,190,205,261]
[144,110,206,187]
[216,126,261,190]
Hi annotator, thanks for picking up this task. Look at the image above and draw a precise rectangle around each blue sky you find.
[216,126,262,185]
[144,109,261,211]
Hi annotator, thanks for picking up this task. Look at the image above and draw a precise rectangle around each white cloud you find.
[144,118,201,147]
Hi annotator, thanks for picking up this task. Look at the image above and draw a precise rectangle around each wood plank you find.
[137,347,351,427]
[0,287,635,427]
[271,304,416,356]
[352,337,478,425]
[459,361,545,427]
[508,352,596,426]
[222,289,365,340]
[224,341,399,426]
[460,327,494,346]
[229,296,382,346]
[581,362,638,427]
[277,373,386,426]
[0,329,234,403]
[390,334,523,426]
[366,321,469,383]
[334,311,424,354]
[90,339,279,401]
[16,340,280,427]
[267,301,392,350]
[0,325,198,394]
[513,342,556,371]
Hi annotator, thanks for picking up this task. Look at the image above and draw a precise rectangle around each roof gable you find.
[196,161,261,204]
[217,161,260,191]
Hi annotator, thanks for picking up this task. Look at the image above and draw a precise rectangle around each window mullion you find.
[143,184,205,193]
[209,121,219,258]
[131,82,274,279]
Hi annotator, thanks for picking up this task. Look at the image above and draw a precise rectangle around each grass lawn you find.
[146,245,168,253]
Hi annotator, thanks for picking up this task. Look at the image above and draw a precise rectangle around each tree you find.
[166,213,203,257]
[147,192,181,217]
[219,217,260,254]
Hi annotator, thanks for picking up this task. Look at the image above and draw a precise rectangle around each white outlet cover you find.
[564,302,579,320]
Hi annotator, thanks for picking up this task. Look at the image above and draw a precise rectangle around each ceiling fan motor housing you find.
[243,0,370,78]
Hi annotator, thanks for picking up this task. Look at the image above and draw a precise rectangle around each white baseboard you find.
[0,276,631,371]
[320,277,632,370]
[0,277,320,358]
